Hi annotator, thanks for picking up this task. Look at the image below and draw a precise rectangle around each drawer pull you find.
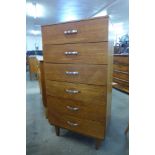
[64,51,79,55]
[65,71,79,75]
[65,89,80,94]
[64,29,78,35]
[66,106,79,111]
[67,121,78,127]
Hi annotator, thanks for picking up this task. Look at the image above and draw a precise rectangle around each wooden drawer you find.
[113,81,129,93]
[113,78,129,87]
[113,64,128,73]
[43,42,108,64]
[42,17,108,45]
[48,111,105,139]
[46,81,106,104]
[113,72,129,81]
[113,77,129,86]
[113,56,129,65]
[44,63,107,85]
[47,95,106,123]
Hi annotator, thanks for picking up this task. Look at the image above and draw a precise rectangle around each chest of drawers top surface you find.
[42,16,109,45]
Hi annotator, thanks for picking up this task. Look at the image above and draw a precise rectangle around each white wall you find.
[26,35,42,51]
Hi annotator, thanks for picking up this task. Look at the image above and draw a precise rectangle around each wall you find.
[26,35,42,51]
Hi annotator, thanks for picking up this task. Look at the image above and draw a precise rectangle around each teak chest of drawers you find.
[41,16,113,149]
[113,55,129,93]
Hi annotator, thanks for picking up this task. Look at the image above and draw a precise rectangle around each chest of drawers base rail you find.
[42,16,113,149]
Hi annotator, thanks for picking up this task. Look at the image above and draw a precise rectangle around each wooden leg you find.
[95,139,102,150]
[55,126,60,136]
[44,107,48,118]
[125,124,129,134]
[45,108,48,119]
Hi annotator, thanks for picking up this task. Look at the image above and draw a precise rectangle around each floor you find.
[26,72,129,155]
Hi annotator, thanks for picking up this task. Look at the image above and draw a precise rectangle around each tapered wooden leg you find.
[125,124,129,134]
[95,139,102,150]
[55,126,60,136]
[45,108,48,118]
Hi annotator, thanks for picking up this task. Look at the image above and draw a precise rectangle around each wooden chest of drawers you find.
[113,55,129,93]
[41,16,113,149]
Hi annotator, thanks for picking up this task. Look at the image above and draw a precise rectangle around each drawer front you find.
[42,17,108,44]
[113,81,129,93]
[46,81,106,104]
[113,64,129,73]
[48,111,105,139]
[113,56,129,65]
[113,72,129,81]
[113,77,129,85]
[44,63,107,85]
[47,95,106,123]
[43,42,108,64]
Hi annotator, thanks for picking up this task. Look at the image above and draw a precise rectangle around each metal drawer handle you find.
[64,29,78,35]
[65,89,80,94]
[66,106,79,111]
[67,121,78,127]
[64,51,79,55]
[65,71,79,75]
